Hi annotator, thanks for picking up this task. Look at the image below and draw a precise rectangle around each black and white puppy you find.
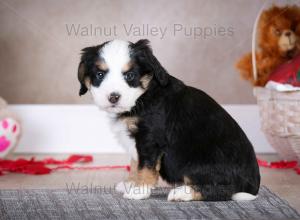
[78,39,260,201]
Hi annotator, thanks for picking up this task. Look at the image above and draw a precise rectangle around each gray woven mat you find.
[0,186,299,220]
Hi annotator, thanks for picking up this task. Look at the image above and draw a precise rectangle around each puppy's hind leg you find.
[231,192,257,201]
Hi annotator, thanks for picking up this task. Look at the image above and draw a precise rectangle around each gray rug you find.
[0,186,299,220]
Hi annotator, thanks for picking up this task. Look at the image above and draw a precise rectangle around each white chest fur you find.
[109,116,138,161]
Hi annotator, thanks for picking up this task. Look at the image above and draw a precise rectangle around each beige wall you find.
[0,0,264,104]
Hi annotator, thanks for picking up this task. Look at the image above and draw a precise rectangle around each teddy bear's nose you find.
[285,31,291,37]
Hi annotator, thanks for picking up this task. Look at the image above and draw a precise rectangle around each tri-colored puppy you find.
[77,39,260,201]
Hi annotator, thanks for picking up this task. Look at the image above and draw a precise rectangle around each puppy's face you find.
[78,39,168,113]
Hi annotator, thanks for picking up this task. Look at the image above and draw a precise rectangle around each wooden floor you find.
[0,153,299,211]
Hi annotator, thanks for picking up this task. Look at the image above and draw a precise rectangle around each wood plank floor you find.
[0,153,299,211]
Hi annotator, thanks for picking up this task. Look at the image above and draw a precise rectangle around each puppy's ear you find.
[78,61,88,96]
[133,39,169,86]
[78,46,100,96]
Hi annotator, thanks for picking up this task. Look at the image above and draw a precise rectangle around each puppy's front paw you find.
[115,181,134,193]
[123,184,152,200]
[167,186,194,201]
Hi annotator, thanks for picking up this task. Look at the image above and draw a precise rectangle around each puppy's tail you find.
[231,192,258,201]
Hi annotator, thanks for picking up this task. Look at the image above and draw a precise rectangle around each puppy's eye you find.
[273,28,281,36]
[96,71,105,80]
[124,72,135,81]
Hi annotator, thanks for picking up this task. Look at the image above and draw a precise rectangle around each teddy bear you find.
[236,5,300,87]
[0,96,21,158]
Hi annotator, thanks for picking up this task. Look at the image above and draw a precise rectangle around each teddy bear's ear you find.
[291,22,300,37]
[290,6,300,34]
[290,5,300,21]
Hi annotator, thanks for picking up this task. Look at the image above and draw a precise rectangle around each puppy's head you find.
[78,39,168,113]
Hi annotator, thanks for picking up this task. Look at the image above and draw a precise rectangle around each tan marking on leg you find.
[130,152,161,186]
[155,159,161,172]
[127,159,138,182]
[183,176,202,200]
[140,74,153,89]
[137,167,159,186]
[191,188,203,200]
[121,116,139,133]
[123,167,154,199]
[155,153,164,171]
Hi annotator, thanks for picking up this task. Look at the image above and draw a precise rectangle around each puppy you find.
[78,39,260,201]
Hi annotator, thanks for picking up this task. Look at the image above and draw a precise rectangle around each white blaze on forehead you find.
[100,40,131,70]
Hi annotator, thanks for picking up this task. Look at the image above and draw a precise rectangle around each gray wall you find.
[0,0,265,104]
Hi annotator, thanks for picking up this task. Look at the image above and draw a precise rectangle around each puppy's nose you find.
[108,92,121,104]
[285,31,291,37]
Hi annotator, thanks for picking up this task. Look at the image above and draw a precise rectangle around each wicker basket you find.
[254,88,300,160]
[252,1,300,161]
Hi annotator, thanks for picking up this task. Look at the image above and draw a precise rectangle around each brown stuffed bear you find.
[236,5,300,87]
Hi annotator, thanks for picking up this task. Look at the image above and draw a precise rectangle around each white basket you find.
[252,1,300,161]
[254,88,300,160]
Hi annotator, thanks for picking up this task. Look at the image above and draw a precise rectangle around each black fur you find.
[79,39,260,201]
[78,42,108,96]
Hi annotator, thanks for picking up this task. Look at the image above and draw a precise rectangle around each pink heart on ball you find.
[0,135,10,152]
[2,120,8,129]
